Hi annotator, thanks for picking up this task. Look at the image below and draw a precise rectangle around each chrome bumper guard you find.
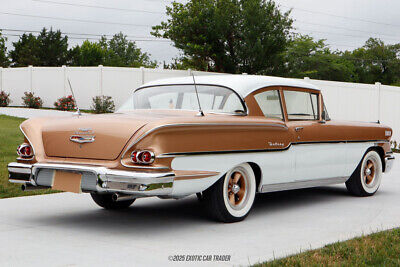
[8,162,174,196]
[385,155,395,173]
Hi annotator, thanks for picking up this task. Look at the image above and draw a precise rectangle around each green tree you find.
[152,0,293,74]
[0,31,9,67]
[69,40,106,66]
[282,35,357,82]
[9,33,40,67]
[351,38,400,85]
[100,33,157,67]
[10,28,69,67]
[37,28,69,66]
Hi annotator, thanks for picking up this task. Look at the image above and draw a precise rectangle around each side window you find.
[283,90,319,120]
[254,90,283,120]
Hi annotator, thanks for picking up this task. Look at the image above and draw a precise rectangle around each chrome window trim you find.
[131,83,249,115]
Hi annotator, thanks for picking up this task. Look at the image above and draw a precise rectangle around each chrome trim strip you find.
[70,135,95,144]
[121,122,289,166]
[8,167,32,174]
[9,179,29,184]
[159,146,292,157]
[159,140,388,157]
[174,172,221,179]
[16,157,34,161]
[19,125,36,157]
[31,163,173,179]
[261,176,349,193]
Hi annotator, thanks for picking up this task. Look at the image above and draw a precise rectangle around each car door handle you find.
[295,127,304,132]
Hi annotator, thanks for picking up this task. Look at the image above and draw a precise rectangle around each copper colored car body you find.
[8,75,395,222]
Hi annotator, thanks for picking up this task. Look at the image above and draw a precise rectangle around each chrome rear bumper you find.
[8,162,174,197]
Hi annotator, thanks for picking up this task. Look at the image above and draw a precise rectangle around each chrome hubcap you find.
[232,184,240,194]
[227,171,247,207]
[364,159,376,186]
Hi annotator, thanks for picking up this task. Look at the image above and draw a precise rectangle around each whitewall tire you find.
[203,163,256,223]
[346,150,382,196]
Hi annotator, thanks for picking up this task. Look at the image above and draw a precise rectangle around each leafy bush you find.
[0,91,11,107]
[91,95,115,114]
[22,92,43,109]
[54,95,76,111]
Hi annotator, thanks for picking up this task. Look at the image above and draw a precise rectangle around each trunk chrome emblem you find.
[70,135,95,144]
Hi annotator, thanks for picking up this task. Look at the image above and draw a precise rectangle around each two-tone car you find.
[8,75,395,222]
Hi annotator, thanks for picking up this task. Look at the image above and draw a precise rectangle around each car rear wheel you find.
[90,193,135,209]
[346,150,382,196]
[203,163,256,223]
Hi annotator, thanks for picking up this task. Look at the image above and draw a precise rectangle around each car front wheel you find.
[203,163,256,223]
[346,150,382,196]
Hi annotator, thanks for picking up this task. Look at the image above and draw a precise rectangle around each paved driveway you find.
[0,161,399,266]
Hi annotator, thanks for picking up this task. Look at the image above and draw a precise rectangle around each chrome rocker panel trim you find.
[260,177,349,193]
[8,162,174,197]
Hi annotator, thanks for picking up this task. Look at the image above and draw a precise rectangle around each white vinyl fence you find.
[0,66,399,141]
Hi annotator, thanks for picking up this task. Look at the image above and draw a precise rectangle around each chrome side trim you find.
[121,122,289,166]
[260,176,349,193]
[19,125,36,157]
[159,140,388,158]
[159,145,292,157]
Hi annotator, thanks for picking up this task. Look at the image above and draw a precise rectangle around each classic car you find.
[8,75,395,222]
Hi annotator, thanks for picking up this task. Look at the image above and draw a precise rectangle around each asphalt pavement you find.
[0,161,399,266]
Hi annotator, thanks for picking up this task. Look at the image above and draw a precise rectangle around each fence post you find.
[140,67,145,85]
[99,65,103,95]
[376,82,381,122]
[62,65,67,96]
[0,67,3,92]
[28,65,33,92]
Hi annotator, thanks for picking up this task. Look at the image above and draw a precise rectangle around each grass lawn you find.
[256,228,400,266]
[0,114,56,198]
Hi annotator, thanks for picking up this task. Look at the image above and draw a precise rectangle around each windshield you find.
[118,84,246,114]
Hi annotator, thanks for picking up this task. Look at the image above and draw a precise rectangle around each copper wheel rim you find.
[227,171,247,207]
[364,159,376,185]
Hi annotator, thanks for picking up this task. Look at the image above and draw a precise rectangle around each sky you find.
[1,0,400,65]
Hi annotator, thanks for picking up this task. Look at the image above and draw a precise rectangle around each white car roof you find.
[139,74,319,98]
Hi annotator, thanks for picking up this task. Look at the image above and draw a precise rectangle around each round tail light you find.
[17,143,33,158]
[130,150,154,165]
[141,151,153,163]
[130,151,138,163]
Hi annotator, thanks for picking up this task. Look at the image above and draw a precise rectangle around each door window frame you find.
[248,86,286,121]
[280,87,322,122]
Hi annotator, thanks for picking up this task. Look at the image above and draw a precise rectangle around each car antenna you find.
[191,73,204,117]
[67,78,81,116]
